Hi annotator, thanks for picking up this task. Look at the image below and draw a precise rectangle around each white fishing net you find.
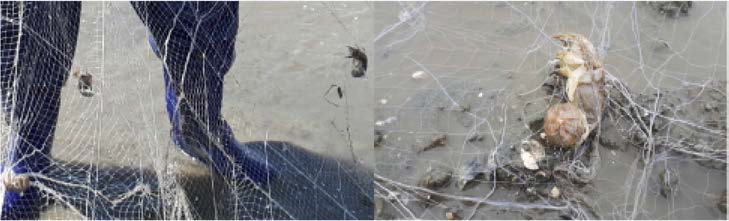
[373,1,726,220]
[1,2,373,219]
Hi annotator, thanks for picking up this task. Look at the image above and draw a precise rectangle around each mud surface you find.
[373,2,726,219]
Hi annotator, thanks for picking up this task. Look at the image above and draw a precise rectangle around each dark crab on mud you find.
[71,67,95,97]
[346,45,367,78]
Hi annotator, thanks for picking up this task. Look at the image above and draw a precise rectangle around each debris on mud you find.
[647,1,692,18]
[375,29,725,220]
[456,156,486,190]
[445,209,459,220]
[375,116,397,127]
[553,143,600,184]
[523,140,546,162]
[417,134,447,153]
[659,168,679,198]
[703,103,719,112]
[323,84,344,107]
[418,164,452,190]
[467,134,485,143]
[534,170,552,183]
[374,130,385,147]
[604,78,727,170]
[455,104,471,113]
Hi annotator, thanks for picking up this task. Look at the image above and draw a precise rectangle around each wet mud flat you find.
[373,1,726,219]
[0,1,375,219]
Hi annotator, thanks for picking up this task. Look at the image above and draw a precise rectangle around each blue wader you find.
[0,2,81,219]
[0,2,271,219]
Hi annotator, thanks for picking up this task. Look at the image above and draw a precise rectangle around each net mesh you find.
[373,1,726,220]
[1,2,373,219]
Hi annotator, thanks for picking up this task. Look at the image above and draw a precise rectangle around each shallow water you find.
[373,1,726,219]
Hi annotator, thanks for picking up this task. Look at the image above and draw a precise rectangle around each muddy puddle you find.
[373,2,726,219]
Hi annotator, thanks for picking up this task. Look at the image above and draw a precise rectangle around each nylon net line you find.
[0,2,373,219]
[373,2,726,220]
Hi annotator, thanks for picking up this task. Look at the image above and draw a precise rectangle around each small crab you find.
[551,33,606,125]
[552,33,602,68]
[346,45,367,78]
[72,67,95,97]
[551,33,603,103]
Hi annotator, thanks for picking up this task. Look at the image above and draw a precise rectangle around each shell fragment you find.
[520,148,539,170]
[411,71,426,80]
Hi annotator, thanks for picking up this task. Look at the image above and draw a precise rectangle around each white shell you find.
[446,211,457,220]
[80,88,95,97]
[527,140,545,161]
[411,71,426,80]
[375,116,397,127]
[520,148,539,170]
[550,186,561,198]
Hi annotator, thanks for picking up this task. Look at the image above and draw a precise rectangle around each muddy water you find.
[39,2,373,219]
[373,1,726,220]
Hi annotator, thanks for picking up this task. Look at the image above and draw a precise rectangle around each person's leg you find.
[131,2,273,185]
[0,2,80,219]
[132,3,374,219]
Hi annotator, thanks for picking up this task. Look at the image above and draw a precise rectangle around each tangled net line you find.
[373,1,725,220]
